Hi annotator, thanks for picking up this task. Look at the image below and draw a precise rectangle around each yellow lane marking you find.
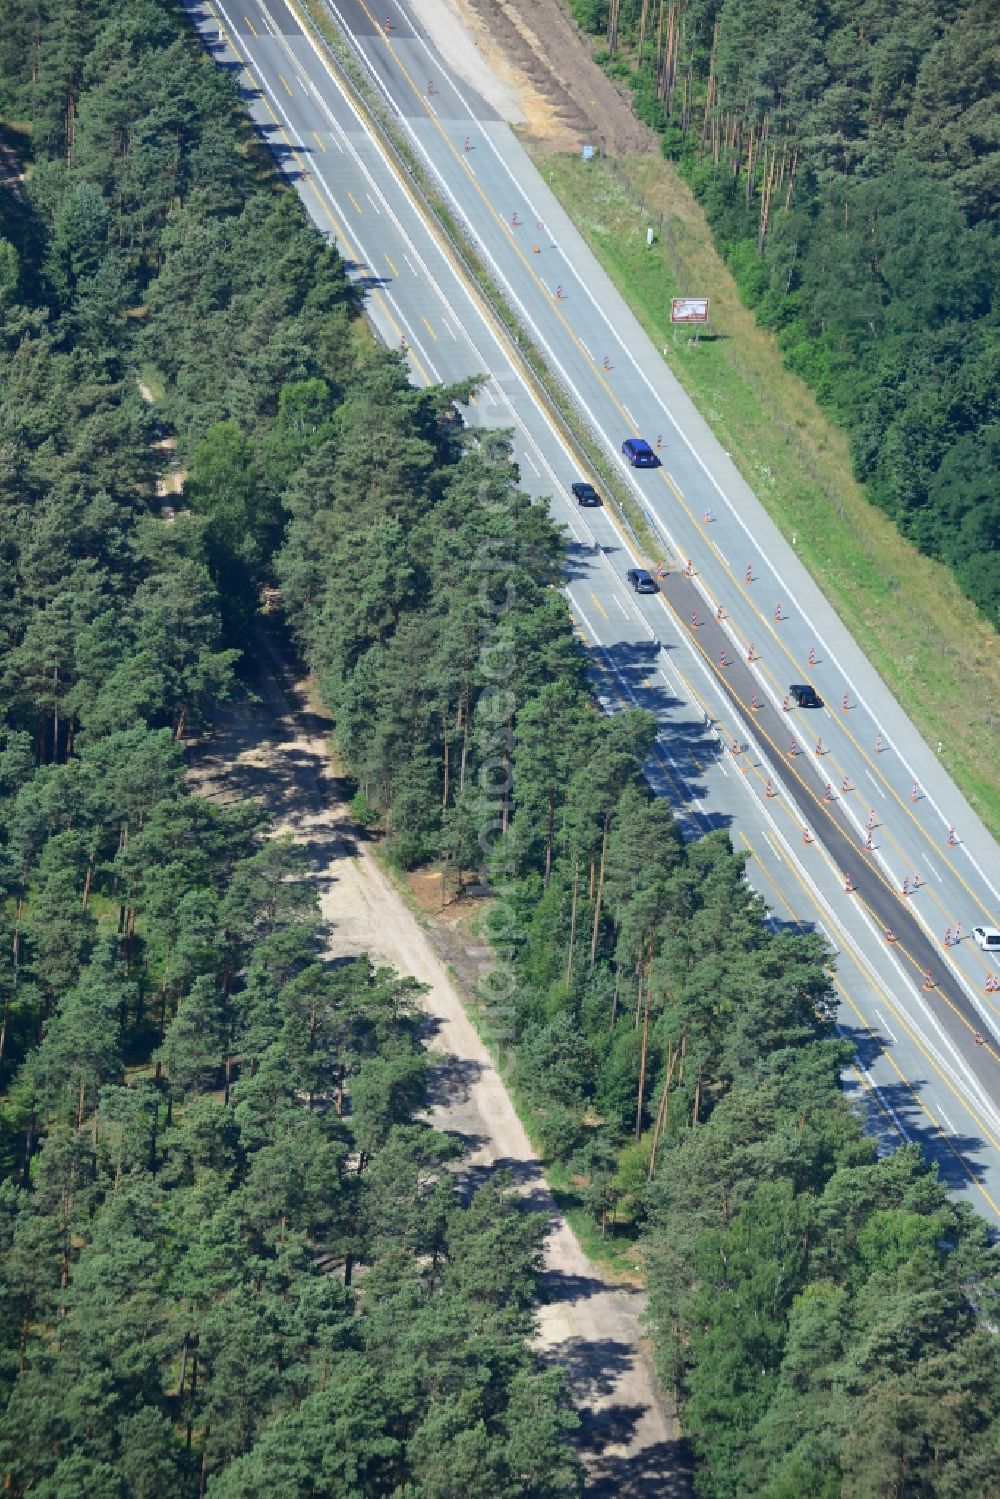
[312,130,326,152]
[740,833,806,934]
[284,0,992,945]
[246,85,353,250]
[288,0,641,529]
[589,651,695,818]
[742,836,1000,1220]
[213,13,434,391]
[740,832,906,1143]
[709,688,977,957]
[887,874,1000,1009]
[347,190,363,214]
[663,484,944,874]
[244,13,257,35]
[290,0,655,566]
[803,819,983,1037]
[652,581,1000,1026]
[842,1041,908,1138]
[849,885,1000,1062]
[283,0,999,1215]
[663,613,1000,1056]
[828,794,991,996]
[754,803,993,1173]
[348,0,657,422]
[589,591,609,622]
[780,760,1000,1021]
[354,0,995,924]
[421,315,437,341]
[279,72,293,95]
[785,824,1000,1140]
[666,484,995,919]
[385,252,399,276]
[205,2,244,62]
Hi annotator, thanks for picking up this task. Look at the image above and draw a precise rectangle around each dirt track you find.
[445,0,657,154]
[188,623,692,1496]
[0,133,26,196]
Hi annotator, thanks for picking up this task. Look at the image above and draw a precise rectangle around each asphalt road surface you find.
[182,0,1000,1224]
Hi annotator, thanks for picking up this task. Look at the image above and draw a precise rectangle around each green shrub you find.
[570,0,609,34]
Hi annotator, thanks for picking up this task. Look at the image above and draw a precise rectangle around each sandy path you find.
[420,0,656,155]
[188,625,692,1496]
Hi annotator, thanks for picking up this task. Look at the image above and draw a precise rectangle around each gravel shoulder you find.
[442,0,656,154]
[188,622,692,1497]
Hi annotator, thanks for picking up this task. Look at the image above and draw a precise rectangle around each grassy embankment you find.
[529,148,1000,842]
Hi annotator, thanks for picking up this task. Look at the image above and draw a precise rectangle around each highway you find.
[183,0,1000,1223]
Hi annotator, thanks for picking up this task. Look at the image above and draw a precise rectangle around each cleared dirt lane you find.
[188,623,692,1497]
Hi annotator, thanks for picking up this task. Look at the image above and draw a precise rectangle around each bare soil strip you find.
[187,624,692,1497]
[451,0,654,152]
[428,0,1000,830]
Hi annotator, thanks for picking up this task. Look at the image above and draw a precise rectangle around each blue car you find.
[622,437,658,468]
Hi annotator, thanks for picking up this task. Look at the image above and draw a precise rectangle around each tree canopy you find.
[0,3,580,1493]
[1,0,996,1494]
[569,0,1000,624]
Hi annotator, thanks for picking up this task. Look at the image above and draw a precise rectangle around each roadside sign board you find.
[671,297,710,323]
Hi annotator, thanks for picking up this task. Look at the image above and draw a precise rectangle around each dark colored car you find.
[622,437,658,468]
[789,684,821,708]
[627,568,658,594]
[571,481,602,507]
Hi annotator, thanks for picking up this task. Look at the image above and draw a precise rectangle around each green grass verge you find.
[293,0,999,840]
[529,149,1000,840]
[545,1158,644,1279]
[137,362,166,404]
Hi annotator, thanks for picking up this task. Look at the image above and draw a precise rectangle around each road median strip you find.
[297,0,668,569]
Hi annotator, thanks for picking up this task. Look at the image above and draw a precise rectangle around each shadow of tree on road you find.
[453,1154,555,1214]
[586,1434,696,1499]
[424,1052,485,1109]
[183,619,695,1496]
[535,1338,697,1499]
[540,1335,638,1401]
[536,1267,616,1307]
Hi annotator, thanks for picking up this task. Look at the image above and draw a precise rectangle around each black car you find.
[789,684,821,708]
[627,568,658,594]
[571,481,602,507]
[622,437,658,468]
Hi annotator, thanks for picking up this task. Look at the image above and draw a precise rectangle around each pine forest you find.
[0,2,996,1497]
[571,0,999,623]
